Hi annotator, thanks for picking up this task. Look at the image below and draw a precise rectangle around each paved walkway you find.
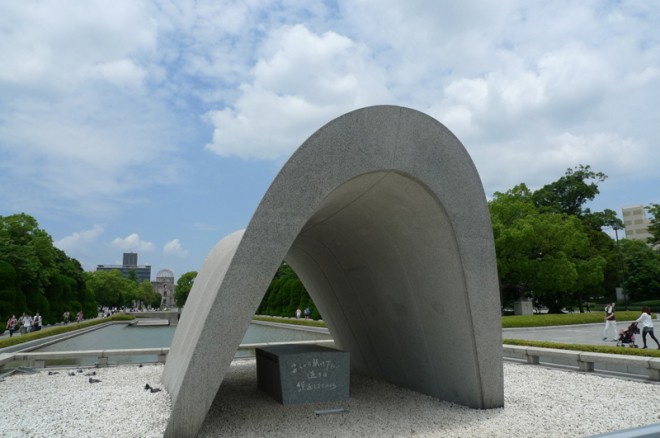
[503,319,660,348]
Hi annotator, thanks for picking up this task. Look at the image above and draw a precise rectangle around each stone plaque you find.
[256,344,350,404]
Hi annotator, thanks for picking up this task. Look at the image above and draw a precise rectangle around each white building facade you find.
[622,204,652,242]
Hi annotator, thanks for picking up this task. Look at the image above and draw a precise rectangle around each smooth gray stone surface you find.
[162,105,503,437]
[586,422,660,438]
[256,344,349,404]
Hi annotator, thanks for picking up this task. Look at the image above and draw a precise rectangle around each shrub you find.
[253,315,326,328]
[503,338,660,358]
[502,311,644,328]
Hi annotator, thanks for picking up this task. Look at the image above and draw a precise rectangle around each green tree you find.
[0,213,96,323]
[175,271,197,308]
[123,280,140,307]
[44,248,95,322]
[646,203,660,246]
[137,280,161,309]
[86,270,129,307]
[532,165,606,218]
[127,269,139,284]
[257,263,320,319]
[621,239,660,302]
[527,165,622,307]
[0,213,57,314]
[0,260,20,320]
[490,180,607,313]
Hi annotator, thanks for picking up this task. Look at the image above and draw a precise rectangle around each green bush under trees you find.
[502,338,660,358]
[501,311,643,328]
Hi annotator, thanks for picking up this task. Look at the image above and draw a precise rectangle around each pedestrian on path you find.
[22,313,32,335]
[635,307,660,349]
[5,315,17,337]
[602,303,617,341]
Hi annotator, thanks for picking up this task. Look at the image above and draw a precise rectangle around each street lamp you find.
[611,222,627,310]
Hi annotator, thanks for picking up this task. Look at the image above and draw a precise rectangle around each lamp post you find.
[611,222,627,310]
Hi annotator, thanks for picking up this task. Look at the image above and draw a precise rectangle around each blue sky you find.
[1,1,658,281]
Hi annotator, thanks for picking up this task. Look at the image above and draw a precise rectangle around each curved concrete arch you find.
[162,105,503,437]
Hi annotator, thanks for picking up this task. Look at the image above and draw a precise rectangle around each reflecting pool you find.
[30,322,331,367]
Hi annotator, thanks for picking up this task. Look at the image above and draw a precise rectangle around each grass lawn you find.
[501,311,646,328]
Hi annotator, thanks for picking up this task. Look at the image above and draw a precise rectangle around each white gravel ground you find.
[1,360,658,438]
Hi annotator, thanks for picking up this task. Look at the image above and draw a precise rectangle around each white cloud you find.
[0,0,156,92]
[81,59,147,88]
[1,0,660,276]
[111,233,154,252]
[0,0,182,219]
[163,239,189,257]
[196,0,660,200]
[54,224,105,253]
[204,24,390,159]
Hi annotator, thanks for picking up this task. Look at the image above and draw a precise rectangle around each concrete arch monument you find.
[162,105,504,437]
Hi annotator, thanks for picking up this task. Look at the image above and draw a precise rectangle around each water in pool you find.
[32,322,331,366]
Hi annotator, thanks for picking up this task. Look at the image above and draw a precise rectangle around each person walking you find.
[602,303,617,341]
[22,313,32,335]
[33,313,42,331]
[6,315,18,337]
[635,307,660,349]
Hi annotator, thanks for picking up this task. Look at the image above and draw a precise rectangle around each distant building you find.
[153,269,175,308]
[97,252,152,283]
[622,205,652,242]
[123,252,138,267]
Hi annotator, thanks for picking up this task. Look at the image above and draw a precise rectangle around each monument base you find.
[256,344,350,405]
[514,299,533,316]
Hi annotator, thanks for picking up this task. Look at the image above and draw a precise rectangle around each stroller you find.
[616,322,639,348]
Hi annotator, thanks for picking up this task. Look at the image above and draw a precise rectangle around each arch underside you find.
[162,106,504,438]
[287,171,480,402]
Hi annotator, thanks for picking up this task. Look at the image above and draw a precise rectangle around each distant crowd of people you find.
[4,303,177,338]
[295,307,312,319]
[5,309,85,337]
[4,312,42,337]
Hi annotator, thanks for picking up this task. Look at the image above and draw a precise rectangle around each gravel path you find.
[1,361,658,437]
[0,364,169,438]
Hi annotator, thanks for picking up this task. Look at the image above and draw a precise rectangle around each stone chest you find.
[256,344,350,405]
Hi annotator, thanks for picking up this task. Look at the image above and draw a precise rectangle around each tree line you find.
[490,165,659,312]
[0,214,96,324]
[0,214,162,326]
[3,165,660,324]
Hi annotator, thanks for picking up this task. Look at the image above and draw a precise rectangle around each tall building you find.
[622,205,652,242]
[123,252,138,266]
[153,269,175,308]
[97,252,152,283]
